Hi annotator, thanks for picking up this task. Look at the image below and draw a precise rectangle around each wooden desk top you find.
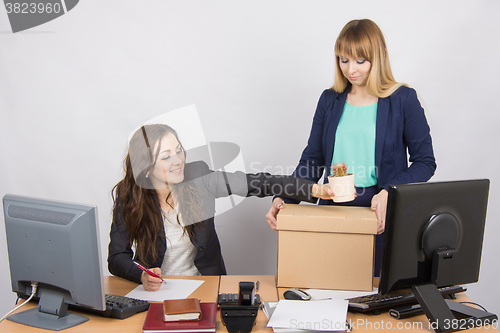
[344,292,492,333]
[219,275,278,302]
[0,275,220,333]
[276,285,497,333]
[218,275,278,333]
[1,275,497,333]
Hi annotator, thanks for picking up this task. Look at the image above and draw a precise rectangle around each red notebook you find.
[143,302,217,333]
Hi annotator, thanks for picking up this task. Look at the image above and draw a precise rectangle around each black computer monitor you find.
[378,179,497,332]
[2,194,106,331]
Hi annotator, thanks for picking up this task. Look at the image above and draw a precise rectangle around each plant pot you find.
[327,173,355,203]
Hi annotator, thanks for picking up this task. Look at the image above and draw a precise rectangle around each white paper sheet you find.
[125,279,204,302]
[266,299,349,332]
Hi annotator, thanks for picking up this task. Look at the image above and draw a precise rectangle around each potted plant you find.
[327,163,355,203]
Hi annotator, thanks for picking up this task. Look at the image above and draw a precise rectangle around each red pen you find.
[134,261,166,284]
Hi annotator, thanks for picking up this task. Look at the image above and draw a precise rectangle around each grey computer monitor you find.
[3,194,106,331]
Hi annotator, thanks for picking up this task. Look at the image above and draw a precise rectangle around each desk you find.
[277,286,498,333]
[1,276,497,333]
[219,275,278,333]
[0,276,220,333]
[346,292,498,332]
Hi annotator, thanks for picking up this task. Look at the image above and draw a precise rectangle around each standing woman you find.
[266,19,436,276]
[108,124,332,290]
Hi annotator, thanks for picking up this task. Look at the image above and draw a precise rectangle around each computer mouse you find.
[283,288,311,301]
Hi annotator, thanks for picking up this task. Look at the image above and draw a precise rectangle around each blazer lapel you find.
[325,91,347,179]
[375,97,389,175]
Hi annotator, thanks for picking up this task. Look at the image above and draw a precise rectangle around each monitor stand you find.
[412,284,498,333]
[7,289,89,331]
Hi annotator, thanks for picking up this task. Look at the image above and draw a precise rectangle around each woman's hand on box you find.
[266,197,285,230]
[371,189,388,234]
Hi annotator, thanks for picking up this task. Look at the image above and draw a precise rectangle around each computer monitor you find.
[379,179,497,332]
[2,194,105,331]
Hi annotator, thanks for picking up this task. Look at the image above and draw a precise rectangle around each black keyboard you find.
[19,292,151,320]
[102,294,150,319]
[74,294,150,319]
[347,285,466,313]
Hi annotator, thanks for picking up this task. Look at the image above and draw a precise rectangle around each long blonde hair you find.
[332,19,407,98]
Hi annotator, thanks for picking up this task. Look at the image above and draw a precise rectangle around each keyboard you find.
[101,294,150,319]
[19,292,151,320]
[347,285,466,313]
[74,294,150,319]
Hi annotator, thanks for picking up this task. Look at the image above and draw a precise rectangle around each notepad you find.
[126,279,204,302]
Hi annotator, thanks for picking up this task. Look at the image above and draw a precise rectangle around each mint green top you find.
[331,102,378,187]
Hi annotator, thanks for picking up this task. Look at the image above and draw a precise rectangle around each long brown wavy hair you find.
[112,124,203,266]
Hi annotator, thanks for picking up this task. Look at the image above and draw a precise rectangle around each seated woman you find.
[108,124,332,291]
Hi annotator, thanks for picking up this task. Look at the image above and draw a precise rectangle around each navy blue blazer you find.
[289,86,436,204]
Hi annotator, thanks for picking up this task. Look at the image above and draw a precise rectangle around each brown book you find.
[163,298,202,322]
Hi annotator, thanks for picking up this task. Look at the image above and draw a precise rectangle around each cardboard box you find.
[276,204,377,291]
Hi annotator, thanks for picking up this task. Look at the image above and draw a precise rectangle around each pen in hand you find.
[134,261,166,284]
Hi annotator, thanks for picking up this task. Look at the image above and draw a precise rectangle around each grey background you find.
[1,0,499,318]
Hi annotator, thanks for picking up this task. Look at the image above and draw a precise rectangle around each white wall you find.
[1,0,499,318]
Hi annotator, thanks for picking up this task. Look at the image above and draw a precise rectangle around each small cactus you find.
[331,163,348,177]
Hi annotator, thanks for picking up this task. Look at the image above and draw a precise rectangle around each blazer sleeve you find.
[246,173,316,203]
[380,88,436,189]
[191,161,317,203]
[107,211,144,284]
